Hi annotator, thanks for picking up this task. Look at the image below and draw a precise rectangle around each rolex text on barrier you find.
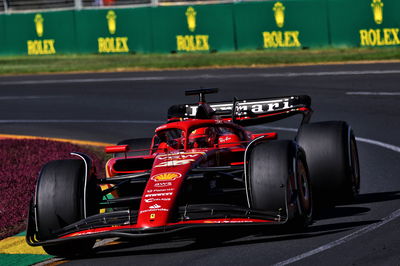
[97,10,129,53]
[358,0,399,47]
[328,0,400,48]
[176,7,210,52]
[262,2,301,48]
[0,0,399,56]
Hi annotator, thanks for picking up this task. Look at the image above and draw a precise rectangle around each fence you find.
[0,0,398,55]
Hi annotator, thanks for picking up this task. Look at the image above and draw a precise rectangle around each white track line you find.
[256,125,400,265]
[1,70,400,85]
[273,208,400,266]
[346,92,400,96]
[0,96,68,100]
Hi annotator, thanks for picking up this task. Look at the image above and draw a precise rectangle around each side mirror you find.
[105,145,129,154]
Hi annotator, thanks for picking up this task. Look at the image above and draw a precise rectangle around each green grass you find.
[0,47,399,75]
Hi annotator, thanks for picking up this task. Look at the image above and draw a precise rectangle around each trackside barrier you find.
[233,0,330,50]
[75,8,152,54]
[0,0,398,56]
[2,11,76,55]
[0,14,5,53]
[151,4,235,53]
[328,0,400,47]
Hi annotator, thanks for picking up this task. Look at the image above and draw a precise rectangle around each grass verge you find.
[0,47,399,75]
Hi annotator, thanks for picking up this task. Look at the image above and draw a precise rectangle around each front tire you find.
[35,159,100,257]
[247,140,312,228]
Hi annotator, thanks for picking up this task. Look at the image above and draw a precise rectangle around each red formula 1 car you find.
[26,88,360,257]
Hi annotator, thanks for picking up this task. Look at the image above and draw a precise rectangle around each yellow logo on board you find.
[34,14,44,37]
[371,0,384,25]
[98,10,129,53]
[359,0,400,47]
[262,2,301,48]
[27,14,56,55]
[106,10,117,35]
[273,2,285,28]
[185,7,197,32]
[176,7,210,52]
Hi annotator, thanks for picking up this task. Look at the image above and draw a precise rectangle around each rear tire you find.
[297,121,360,206]
[247,140,312,228]
[35,159,100,257]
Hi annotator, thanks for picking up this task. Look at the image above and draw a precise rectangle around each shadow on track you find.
[354,191,400,204]
[66,191,400,260]
[87,220,378,259]
[314,191,400,220]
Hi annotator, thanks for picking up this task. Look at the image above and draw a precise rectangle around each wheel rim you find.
[350,135,360,195]
[297,159,311,216]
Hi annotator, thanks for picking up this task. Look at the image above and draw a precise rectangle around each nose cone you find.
[136,152,205,228]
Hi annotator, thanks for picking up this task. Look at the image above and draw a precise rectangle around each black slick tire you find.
[297,121,360,206]
[35,159,99,257]
[247,140,312,229]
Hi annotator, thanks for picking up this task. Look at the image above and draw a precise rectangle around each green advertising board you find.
[4,11,76,56]
[75,8,152,54]
[328,0,400,47]
[150,4,236,53]
[234,0,330,50]
[0,0,398,56]
[0,15,5,55]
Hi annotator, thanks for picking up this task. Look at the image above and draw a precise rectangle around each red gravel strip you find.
[0,139,106,240]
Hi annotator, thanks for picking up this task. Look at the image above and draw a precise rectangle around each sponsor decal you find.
[154,188,174,192]
[273,2,285,28]
[98,10,130,53]
[107,10,117,34]
[147,188,174,193]
[189,99,293,116]
[359,0,400,47]
[262,2,301,49]
[144,198,171,203]
[149,204,162,209]
[158,153,201,161]
[140,208,168,214]
[154,182,173,187]
[176,7,210,52]
[145,192,173,197]
[34,14,44,37]
[204,220,254,224]
[371,0,383,25]
[151,172,182,181]
[219,136,233,143]
[27,14,56,55]
[155,159,195,168]
[186,6,197,32]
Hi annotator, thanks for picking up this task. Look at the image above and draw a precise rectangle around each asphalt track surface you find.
[1,63,400,265]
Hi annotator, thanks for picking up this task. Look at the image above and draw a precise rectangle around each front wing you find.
[26,204,287,246]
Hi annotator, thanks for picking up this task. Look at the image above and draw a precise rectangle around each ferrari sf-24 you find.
[26,88,360,257]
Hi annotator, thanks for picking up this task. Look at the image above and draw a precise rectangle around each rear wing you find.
[168,95,312,126]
